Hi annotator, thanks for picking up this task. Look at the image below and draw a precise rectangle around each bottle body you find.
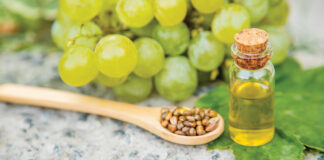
[229,53,275,146]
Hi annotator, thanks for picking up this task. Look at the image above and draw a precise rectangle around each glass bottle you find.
[229,28,275,146]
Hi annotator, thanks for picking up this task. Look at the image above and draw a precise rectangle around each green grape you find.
[75,22,103,49]
[154,56,198,101]
[234,0,269,24]
[63,21,103,50]
[113,74,152,103]
[260,26,290,65]
[188,31,225,71]
[116,0,154,27]
[95,34,138,78]
[60,23,80,49]
[51,16,102,50]
[72,37,98,50]
[80,21,103,35]
[133,38,165,78]
[130,20,158,37]
[58,45,98,86]
[211,4,250,44]
[51,21,65,49]
[191,0,224,14]
[152,23,190,56]
[51,11,78,49]
[56,9,72,26]
[153,0,187,26]
[261,0,289,26]
[96,73,127,87]
[56,8,79,26]
[59,0,102,22]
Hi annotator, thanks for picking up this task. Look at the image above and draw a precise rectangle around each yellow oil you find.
[229,81,274,146]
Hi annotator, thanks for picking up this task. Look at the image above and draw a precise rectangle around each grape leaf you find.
[196,58,324,159]
[275,66,324,151]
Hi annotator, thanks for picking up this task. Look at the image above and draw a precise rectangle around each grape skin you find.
[51,18,103,50]
[234,0,269,24]
[153,23,190,56]
[153,0,187,26]
[95,34,138,78]
[59,0,102,23]
[191,0,224,14]
[261,0,289,27]
[260,26,290,65]
[51,21,65,49]
[211,4,250,44]
[113,74,152,103]
[56,8,79,26]
[188,31,225,71]
[116,0,154,27]
[58,45,98,87]
[96,73,127,87]
[74,22,103,50]
[155,56,198,101]
[134,38,165,78]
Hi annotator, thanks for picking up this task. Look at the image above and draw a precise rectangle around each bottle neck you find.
[231,43,272,70]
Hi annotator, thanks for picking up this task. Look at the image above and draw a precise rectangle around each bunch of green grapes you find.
[52,0,291,103]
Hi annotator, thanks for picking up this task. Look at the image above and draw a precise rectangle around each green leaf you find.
[196,58,324,159]
[275,57,301,83]
[275,64,324,151]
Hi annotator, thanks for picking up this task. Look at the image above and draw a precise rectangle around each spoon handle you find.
[0,84,158,124]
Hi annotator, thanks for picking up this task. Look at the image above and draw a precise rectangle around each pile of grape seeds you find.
[160,107,219,136]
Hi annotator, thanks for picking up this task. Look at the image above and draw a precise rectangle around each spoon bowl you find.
[0,84,224,145]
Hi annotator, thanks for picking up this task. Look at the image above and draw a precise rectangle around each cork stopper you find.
[234,28,268,54]
[231,28,272,70]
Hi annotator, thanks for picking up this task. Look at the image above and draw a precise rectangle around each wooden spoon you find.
[0,84,224,145]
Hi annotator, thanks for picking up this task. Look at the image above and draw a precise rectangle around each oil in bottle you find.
[229,81,274,146]
[229,28,275,146]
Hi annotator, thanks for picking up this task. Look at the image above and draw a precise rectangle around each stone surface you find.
[0,52,323,160]
[0,52,232,160]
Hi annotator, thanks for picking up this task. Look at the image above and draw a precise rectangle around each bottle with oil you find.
[229,28,275,146]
